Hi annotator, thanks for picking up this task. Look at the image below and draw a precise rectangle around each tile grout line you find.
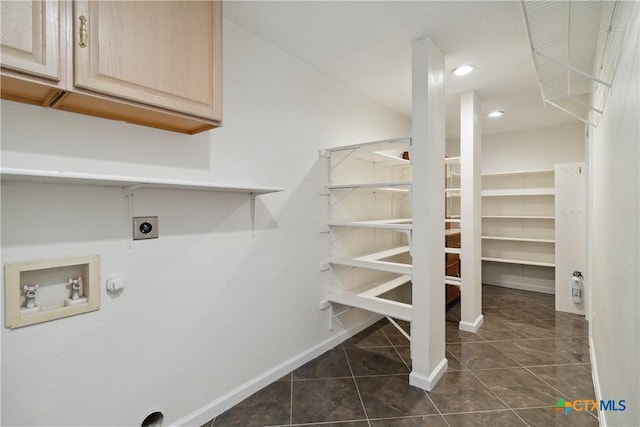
[289,371,293,426]
[461,308,588,425]
[464,365,533,426]
[341,345,372,427]
[480,328,588,404]
[457,333,535,425]
[453,290,594,425]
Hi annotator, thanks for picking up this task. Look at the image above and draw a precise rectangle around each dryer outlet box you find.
[133,217,158,240]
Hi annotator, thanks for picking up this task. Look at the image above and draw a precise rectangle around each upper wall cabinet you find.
[0,1,222,134]
[0,1,65,105]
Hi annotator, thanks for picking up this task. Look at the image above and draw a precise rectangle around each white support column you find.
[459,91,484,332]
[409,37,447,391]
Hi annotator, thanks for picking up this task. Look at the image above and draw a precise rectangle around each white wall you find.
[0,20,409,426]
[447,123,585,173]
[482,123,585,173]
[588,4,639,426]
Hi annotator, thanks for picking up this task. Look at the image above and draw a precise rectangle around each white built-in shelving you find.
[323,138,465,332]
[481,168,556,292]
[324,137,414,324]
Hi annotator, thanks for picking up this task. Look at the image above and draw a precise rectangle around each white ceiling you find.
[224,1,579,139]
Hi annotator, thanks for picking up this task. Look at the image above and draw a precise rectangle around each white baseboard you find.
[409,357,448,392]
[589,337,604,426]
[483,279,555,295]
[174,314,380,427]
[459,314,484,333]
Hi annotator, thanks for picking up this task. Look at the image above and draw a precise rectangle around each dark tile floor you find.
[203,285,596,426]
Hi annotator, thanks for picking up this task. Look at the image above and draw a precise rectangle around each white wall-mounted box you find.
[4,255,100,329]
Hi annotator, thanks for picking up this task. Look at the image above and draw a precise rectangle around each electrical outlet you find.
[133,217,158,240]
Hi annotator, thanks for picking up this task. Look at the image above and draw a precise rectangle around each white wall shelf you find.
[482,257,555,268]
[482,215,555,220]
[324,137,412,165]
[482,236,555,243]
[328,218,412,232]
[327,182,411,191]
[0,168,285,195]
[481,169,555,177]
[327,275,412,322]
[329,246,412,275]
[482,188,555,197]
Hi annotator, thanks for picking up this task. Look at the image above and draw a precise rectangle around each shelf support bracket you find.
[330,148,358,170]
[122,186,145,248]
[330,188,356,207]
[250,193,257,237]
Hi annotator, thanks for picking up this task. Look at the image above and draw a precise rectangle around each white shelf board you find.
[482,236,555,243]
[445,276,461,286]
[327,181,411,191]
[482,257,555,267]
[328,218,412,231]
[329,246,412,275]
[481,188,555,197]
[481,169,554,177]
[445,188,461,193]
[0,168,284,195]
[326,137,411,165]
[328,275,412,322]
[444,157,461,164]
[326,136,411,152]
[482,215,555,220]
[445,247,461,254]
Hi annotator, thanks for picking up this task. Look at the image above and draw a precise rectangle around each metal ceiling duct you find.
[521,0,631,126]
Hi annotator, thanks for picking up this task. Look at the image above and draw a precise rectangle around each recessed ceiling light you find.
[488,110,504,118]
[451,65,475,76]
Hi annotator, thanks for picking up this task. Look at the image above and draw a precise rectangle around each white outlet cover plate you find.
[133,217,158,240]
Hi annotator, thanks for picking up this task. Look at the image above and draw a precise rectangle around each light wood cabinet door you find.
[73,1,222,122]
[0,0,66,105]
[1,0,61,80]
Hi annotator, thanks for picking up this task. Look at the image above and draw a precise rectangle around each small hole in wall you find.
[141,411,164,427]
